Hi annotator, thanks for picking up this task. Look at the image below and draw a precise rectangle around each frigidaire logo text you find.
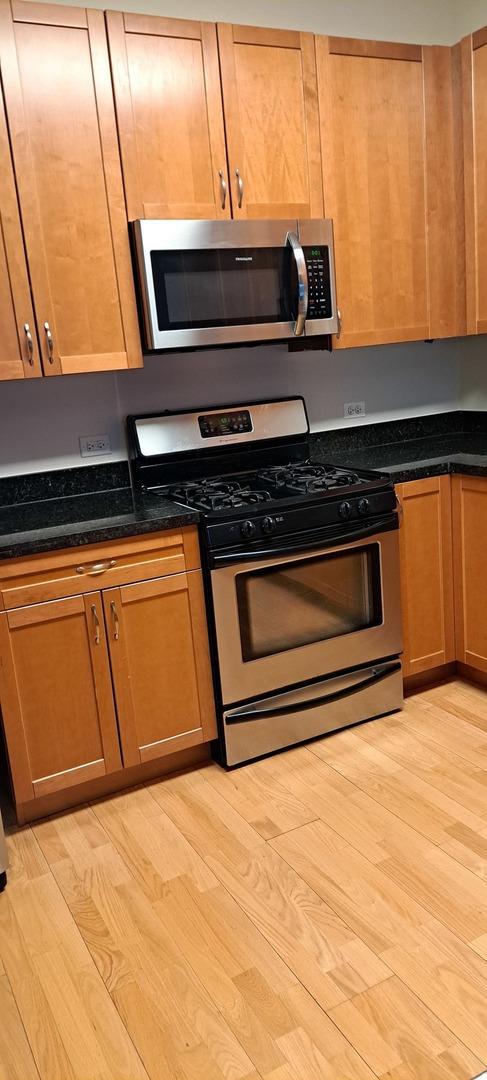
[235,256,253,262]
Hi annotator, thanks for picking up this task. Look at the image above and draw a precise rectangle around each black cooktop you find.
[161,462,368,513]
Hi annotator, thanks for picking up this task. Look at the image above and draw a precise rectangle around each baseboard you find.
[403,661,457,695]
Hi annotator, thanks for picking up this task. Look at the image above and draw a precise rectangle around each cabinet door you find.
[316,38,465,347]
[107,12,229,222]
[0,594,121,806]
[452,475,487,672]
[0,0,141,375]
[462,29,487,334]
[397,476,455,678]
[103,571,216,766]
[0,86,41,380]
[217,23,323,219]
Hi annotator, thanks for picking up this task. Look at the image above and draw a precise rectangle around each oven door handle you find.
[225,661,402,724]
[211,514,397,566]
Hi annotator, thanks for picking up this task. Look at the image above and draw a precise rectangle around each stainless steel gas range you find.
[128,398,403,766]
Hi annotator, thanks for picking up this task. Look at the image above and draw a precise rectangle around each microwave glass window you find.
[150,247,295,330]
[236,545,382,662]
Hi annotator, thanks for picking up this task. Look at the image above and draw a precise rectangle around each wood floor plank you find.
[152,770,392,1009]
[202,759,318,839]
[328,975,482,1079]
[0,973,40,1080]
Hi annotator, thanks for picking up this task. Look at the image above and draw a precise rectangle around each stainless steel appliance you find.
[128,397,402,766]
[132,219,338,350]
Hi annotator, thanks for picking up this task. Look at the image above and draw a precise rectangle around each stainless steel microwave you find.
[132,218,338,350]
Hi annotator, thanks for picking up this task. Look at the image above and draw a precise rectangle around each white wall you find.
[0,339,462,476]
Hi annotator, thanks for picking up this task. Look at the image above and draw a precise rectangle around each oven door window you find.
[150,247,295,330]
[236,545,383,662]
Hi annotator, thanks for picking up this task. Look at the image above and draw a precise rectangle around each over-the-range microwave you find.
[132,218,338,350]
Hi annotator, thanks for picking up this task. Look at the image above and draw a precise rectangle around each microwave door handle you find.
[226,662,402,723]
[286,231,308,336]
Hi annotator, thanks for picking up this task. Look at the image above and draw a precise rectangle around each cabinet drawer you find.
[0,526,200,609]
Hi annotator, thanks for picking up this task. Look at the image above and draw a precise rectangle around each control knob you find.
[358,498,370,515]
[240,519,256,539]
[338,501,352,520]
[261,516,276,535]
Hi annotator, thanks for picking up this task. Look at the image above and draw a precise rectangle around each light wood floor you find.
[4,680,487,1079]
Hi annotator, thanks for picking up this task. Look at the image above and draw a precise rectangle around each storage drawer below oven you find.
[222,659,402,766]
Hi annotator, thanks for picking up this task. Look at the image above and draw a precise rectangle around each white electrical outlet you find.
[344,401,366,419]
[79,434,112,457]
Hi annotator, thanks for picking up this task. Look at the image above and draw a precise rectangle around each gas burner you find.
[165,477,273,512]
[257,462,362,495]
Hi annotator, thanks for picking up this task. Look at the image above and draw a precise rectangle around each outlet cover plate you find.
[79,434,112,457]
[344,401,366,419]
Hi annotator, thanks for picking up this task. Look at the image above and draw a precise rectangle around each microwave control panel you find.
[303,247,332,320]
[198,410,253,439]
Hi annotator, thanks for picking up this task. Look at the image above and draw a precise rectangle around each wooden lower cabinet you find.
[452,474,487,672]
[0,529,217,818]
[396,476,455,677]
[103,570,216,765]
[0,592,121,804]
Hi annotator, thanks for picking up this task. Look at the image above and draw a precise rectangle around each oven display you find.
[198,410,252,438]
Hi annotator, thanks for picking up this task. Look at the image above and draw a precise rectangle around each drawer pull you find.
[110,600,120,641]
[91,604,100,645]
[76,559,116,576]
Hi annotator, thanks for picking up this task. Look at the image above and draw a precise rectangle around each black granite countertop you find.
[2,411,487,561]
[0,464,198,561]
[310,413,487,483]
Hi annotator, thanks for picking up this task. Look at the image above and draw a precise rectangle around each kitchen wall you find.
[0,0,485,478]
[0,338,462,476]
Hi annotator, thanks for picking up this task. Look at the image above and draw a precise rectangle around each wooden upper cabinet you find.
[0,0,142,375]
[0,593,121,805]
[461,28,487,334]
[107,13,229,221]
[316,38,465,347]
[102,570,216,767]
[217,23,323,219]
[396,476,455,678]
[0,88,41,380]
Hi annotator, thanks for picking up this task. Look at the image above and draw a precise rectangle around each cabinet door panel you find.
[104,571,216,767]
[218,23,323,219]
[107,12,229,221]
[452,475,487,671]
[0,88,41,379]
[0,0,141,374]
[317,38,465,347]
[397,476,455,677]
[0,593,121,805]
[317,38,428,348]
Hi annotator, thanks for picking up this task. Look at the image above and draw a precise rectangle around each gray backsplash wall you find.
[0,337,464,476]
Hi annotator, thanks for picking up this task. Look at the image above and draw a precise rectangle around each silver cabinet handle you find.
[286,231,308,337]
[24,323,34,365]
[91,604,100,646]
[44,321,54,363]
[110,600,120,641]
[336,308,342,340]
[218,170,227,210]
[235,168,244,209]
[76,559,116,576]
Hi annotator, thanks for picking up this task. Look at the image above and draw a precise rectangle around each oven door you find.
[210,525,402,706]
[133,218,301,349]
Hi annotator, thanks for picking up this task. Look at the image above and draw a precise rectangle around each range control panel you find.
[198,409,253,439]
[303,247,332,320]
